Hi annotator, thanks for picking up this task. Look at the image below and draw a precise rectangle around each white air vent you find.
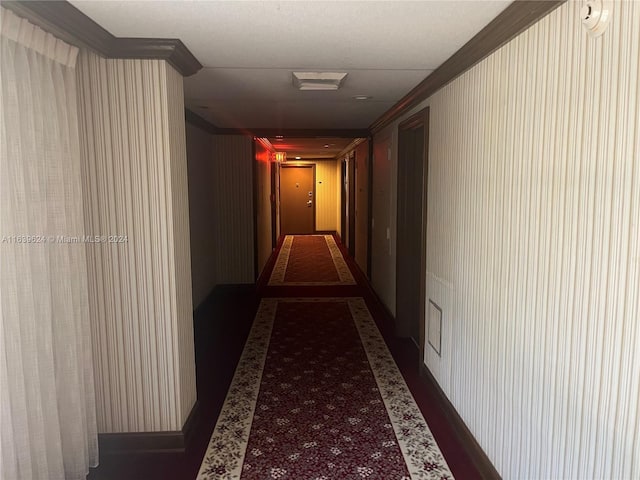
[292,72,347,91]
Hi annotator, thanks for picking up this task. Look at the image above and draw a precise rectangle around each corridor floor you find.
[89,235,482,480]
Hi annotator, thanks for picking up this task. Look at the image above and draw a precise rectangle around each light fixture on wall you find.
[272,152,287,163]
[292,72,348,91]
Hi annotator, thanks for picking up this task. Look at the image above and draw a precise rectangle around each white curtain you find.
[0,8,98,480]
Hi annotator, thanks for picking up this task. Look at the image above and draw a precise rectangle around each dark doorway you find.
[270,161,279,247]
[354,141,369,275]
[341,159,347,243]
[280,165,315,234]
[340,153,356,254]
[396,108,429,353]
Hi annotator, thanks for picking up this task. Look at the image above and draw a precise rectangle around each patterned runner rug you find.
[197,298,453,480]
[268,235,356,286]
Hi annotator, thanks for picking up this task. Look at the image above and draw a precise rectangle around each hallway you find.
[3,2,639,478]
[90,235,481,479]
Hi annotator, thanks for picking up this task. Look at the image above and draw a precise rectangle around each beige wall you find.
[185,131,255,303]
[255,141,273,277]
[371,1,640,478]
[185,123,216,307]
[77,51,196,433]
[210,135,255,283]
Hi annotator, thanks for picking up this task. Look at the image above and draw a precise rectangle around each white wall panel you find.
[373,1,640,477]
[77,51,196,433]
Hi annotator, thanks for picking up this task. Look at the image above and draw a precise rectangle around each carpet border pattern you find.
[197,297,453,480]
[196,299,276,480]
[348,298,453,479]
[267,235,356,286]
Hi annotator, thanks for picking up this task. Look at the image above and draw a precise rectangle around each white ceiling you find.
[70,0,511,130]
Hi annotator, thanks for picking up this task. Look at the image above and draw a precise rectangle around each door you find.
[354,140,369,275]
[280,165,315,234]
[347,152,356,257]
[340,159,347,242]
[396,108,429,351]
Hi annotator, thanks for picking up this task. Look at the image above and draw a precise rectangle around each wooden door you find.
[396,108,429,350]
[341,159,347,242]
[348,152,356,257]
[355,141,369,275]
[280,165,315,234]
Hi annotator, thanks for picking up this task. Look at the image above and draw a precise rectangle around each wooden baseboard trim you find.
[193,283,257,315]
[419,365,501,479]
[98,400,201,455]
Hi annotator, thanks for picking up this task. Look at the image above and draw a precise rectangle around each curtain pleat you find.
[1,7,98,480]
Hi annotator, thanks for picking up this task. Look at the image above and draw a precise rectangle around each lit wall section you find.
[77,51,196,433]
[372,1,639,477]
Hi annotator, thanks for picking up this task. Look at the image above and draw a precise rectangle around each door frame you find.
[395,107,429,360]
[348,152,356,257]
[366,136,374,279]
[279,163,316,235]
[270,160,279,247]
[341,158,347,242]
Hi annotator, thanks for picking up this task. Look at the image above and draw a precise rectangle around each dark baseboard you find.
[419,364,501,479]
[193,283,257,316]
[315,230,338,236]
[98,400,201,455]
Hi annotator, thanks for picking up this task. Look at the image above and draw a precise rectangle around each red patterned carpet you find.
[197,296,453,479]
[90,235,483,479]
[268,235,355,286]
[246,302,410,479]
[284,235,340,282]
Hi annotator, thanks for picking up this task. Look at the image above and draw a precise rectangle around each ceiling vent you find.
[292,72,347,91]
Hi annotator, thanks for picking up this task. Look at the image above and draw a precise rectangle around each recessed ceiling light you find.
[293,72,348,91]
[324,144,330,148]
[295,156,301,160]
[353,95,372,100]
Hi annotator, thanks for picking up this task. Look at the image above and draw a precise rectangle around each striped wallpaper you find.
[314,160,340,232]
[255,140,274,277]
[373,1,639,478]
[165,62,197,428]
[185,123,217,307]
[76,51,196,433]
[210,135,255,283]
[185,129,256,301]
